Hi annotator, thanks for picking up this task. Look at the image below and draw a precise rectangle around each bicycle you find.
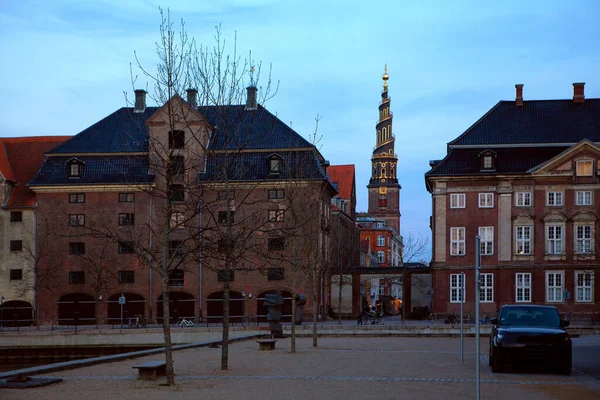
[178,318,195,327]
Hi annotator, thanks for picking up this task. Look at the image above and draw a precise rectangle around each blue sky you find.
[2,0,600,255]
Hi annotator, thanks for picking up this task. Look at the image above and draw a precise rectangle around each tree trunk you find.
[221,278,230,370]
[161,277,175,385]
[312,265,318,348]
[337,221,342,325]
[291,270,296,353]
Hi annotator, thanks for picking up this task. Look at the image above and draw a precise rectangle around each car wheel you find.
[558,352,572,376]
[491,347,504,373]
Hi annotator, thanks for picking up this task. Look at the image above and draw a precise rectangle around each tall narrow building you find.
[367,66,401,234]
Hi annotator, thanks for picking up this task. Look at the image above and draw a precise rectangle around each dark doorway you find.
[256,290,292,322]
[206,291,244,323]
[0,300,34,327]
[156,292,196,324]
[57,293,96,325]
[107,293,146,325]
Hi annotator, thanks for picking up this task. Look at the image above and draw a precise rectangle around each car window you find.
[499,307,560,327]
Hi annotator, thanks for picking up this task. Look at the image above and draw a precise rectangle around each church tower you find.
[367,66,401,233]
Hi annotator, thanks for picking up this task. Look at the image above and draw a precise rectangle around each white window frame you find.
[515,191,532,207]
[478,193,494,208]
[450,193,466,209]
[575,224,593,254]
[478,226,494,255]
[515,273,532,303]
[515,225,532,255]
[545,271,564,303]
[576,190,592,206]
[450,227,465,256]
[546,224,563,255]
[576,160,593,176]
[479,273,493,302]
[450,273,465,303]
[575,271,593,302]
[483,156,493,169]
[546,191,563,206]
[377,251,385,263]
[377,235,385,246]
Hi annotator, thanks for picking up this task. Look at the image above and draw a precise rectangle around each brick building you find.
[426,83,600,318]
[29,88,334,325]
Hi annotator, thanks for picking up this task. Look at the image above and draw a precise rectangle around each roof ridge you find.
[498,98,600,103]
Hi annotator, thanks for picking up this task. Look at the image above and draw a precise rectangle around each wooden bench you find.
[132,361,166,380]
[257,339,277,350]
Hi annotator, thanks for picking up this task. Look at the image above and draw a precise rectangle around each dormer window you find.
[576,160,593,176]
[169,130,185,149]
[268,154,283,174]
[67,159,84,178]
[478,150,497,171]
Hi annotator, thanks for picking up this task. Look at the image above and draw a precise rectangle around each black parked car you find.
[489,304,571,375]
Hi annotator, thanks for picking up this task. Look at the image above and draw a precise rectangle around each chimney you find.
[573,82,585,103]
[186,88,198,108]
[245,85,257,110]
[134,89,146,113]
[515,84,524,106]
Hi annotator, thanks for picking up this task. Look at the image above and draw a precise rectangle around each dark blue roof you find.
[449,99,600,146]
[200,105,313,150]
[29,155,152,186]
[199,150,327,182]
[49,108,158,154]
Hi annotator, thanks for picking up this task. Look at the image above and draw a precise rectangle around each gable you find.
[530,139,600,175]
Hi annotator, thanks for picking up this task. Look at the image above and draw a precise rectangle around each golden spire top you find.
[382,64,389,90]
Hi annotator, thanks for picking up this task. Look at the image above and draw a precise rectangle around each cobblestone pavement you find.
[2,337,599,400]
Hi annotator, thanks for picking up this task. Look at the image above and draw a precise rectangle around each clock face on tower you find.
[379,187,388,194]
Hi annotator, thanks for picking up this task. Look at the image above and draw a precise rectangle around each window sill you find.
[513,254,534,261]
[544,254,566,261]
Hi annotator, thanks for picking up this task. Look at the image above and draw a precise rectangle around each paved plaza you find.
[2,336,600,400]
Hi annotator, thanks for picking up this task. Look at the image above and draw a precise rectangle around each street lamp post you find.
[1,296,4,331]
[241,291,246,327]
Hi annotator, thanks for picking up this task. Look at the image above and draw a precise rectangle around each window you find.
[546,225,563,254]
[169,155,184,176]
[478,193,493,208]
[69,214,85,227]
[168,240,184,258]
[479,273,493,302]
[546,191,563,206]
[268,238,285,251]
[118,213,135,226]
[546,271,563,302]
[168,130,185,149]
[268,268,285,281]
[377,251,385,263]
[69,242,85,255]
[515,273,531,302]
[450,227,465,256]
[269,158,281,173]
[69,271,85,284]
[576,160,593,176]
[10,211,22,222]
[168,185,184,202]
[450,193,465,209]
[576,191,592,206]
[268,189,284,199]
[575,271,593,302]
[118,193,135,203]
[377,236,385,246]
[118,241,134,254]
[515,192,531,207]
[483,156,493,169]
[378,281,385,296]
[515,226,531,255]
[575,225,593,254]
[10,269,23,281]
[218,211,235,224]
[379,195,387,208]
[68,162,82,178]
[479,227,493,255]
[10,240,23,252]
[217,269,234,282]
[118,270,135,283]
[450,273,464,303]
[170,212,185,229]
[268,210,284,222]
[69,193,85,203]
[169,270,184,286]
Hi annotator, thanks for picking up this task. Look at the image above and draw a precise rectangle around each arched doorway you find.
[107,293,146,325]
[156,292,195,324]
[0,300,34,327]
[57,293,96,325]
[256,290,292,322]
[206,291,244,323]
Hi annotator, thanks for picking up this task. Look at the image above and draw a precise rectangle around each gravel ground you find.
[2,337,599,400]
